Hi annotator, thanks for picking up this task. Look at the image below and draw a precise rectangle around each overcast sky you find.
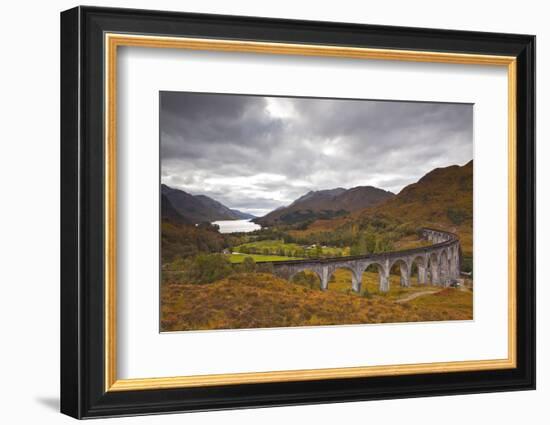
[160,92,472,217]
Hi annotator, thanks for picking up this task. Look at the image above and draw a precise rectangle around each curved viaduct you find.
[270,228,461,293]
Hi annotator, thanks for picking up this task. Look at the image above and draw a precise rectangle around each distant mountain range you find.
[161,160,471,234]
[253,185,395,226]
[161,184,255,224]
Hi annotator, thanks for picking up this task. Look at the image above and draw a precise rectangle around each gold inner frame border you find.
[104,33,517,392]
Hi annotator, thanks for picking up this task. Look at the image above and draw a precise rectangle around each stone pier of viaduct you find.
[269,228,461,293]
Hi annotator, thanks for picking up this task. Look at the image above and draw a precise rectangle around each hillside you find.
[255,185,394,226]
[161,272,472,331]
[161,194,191,225]
[289,161,473,257]
[289,188,346,209]
[364,160,473,255]
[382,161,471,215]
[161,220,231,263]
[335,186,395,211]
[161,196,234,262]
[161,184,255,223]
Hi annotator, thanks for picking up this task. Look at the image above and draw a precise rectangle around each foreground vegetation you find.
[161,272,472,332]
[160,257,473,332]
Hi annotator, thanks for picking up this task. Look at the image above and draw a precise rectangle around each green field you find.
[227,253,302,264]
[234,239,347,258]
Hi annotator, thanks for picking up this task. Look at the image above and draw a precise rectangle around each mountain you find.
[333,186,396,212]
[193,195,255,220]
[363,160,473,255]
[289,188,347,209]
[255,185,395,226]
[367,160,473,226]
[229,210,256,220]
[294,161,473,257]
[161,184,256,223]
[161,194,191,225]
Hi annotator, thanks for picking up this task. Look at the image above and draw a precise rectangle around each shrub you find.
[447,207,471,225]
[395,223,416,237]
[197,222,220,232]
[461,256,473,274]
[241,256,256,273]
[257,262,274,274]
[291,271,320,290]
[362,289,373,299]
[161,271,186,285]
[182,254,233,284]
[164,256,186,271]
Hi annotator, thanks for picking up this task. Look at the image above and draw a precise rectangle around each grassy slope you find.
[161,272,472,331]
[365,160,473,256]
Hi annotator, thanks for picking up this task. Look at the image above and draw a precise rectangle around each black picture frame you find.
[61,5,535,419]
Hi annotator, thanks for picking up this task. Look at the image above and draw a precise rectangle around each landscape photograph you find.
[160,91,474,332]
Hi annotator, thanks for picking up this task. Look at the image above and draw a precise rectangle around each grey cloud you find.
[160,92,472,215]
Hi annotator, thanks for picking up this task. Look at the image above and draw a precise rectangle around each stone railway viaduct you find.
[270,228,461,293]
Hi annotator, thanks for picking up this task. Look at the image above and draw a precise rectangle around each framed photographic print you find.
[60,6,535,419]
